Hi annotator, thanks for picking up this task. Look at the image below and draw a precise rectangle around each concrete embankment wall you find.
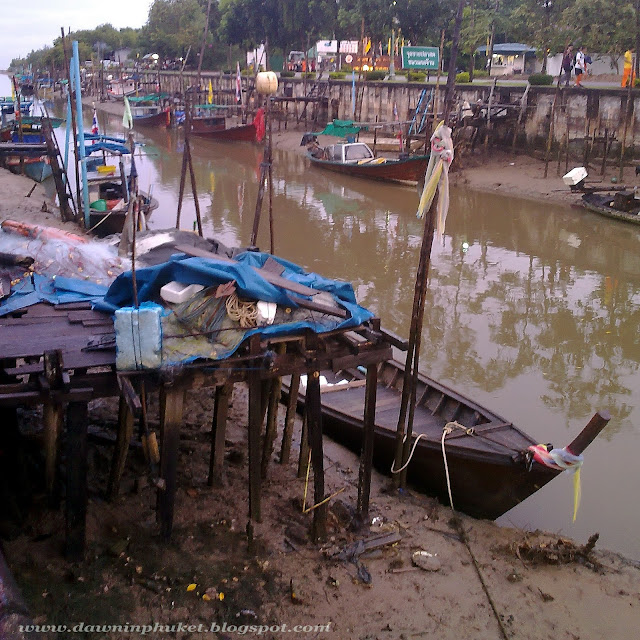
[142,71,639,156]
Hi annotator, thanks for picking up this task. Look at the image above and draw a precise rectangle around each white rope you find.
[440,421,475,512]
[390,433,428,474]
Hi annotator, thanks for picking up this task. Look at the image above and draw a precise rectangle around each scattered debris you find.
[510,533,602,568]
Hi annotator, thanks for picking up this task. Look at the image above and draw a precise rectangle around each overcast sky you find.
[0,0,151,70]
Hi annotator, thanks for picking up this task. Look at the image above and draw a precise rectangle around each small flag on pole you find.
[235,61,242,104]
[207,79,213,105]
[91,107,99,136]
[123,96,133,129]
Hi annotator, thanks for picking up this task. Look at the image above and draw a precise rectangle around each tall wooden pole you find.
[393,190,439,487]
[197,0,213,88]
[443,0,465,125]
[619,79,634,183]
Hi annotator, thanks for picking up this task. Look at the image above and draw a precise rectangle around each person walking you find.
[561,45,574,87]
[574,46,586,87]
[622,48,635,87]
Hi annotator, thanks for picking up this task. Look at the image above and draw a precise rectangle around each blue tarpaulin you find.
[99,251,371,326]
[97,251,373,362]
[0,274,108,317]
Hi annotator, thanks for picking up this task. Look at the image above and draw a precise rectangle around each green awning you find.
[315,119,363,137]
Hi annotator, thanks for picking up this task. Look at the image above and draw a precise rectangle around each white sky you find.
[0,0,151,70]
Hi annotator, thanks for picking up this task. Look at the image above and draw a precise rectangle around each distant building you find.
[475,43,537,76]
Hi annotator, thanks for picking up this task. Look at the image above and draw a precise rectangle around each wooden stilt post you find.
[261,345,284,478]
[544,79,562,179]
[157,385,184,541]
[208,383,231,486]
[305,369,327,542]
[619,82,634,183]
[297,413,310,479]
[280,372,300,464]
[107,395,135,500]
[357,363,378,525]
[247,335,263,522]
[65,401,88,562]
[43,401,63,500]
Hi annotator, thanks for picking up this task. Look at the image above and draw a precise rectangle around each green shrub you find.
[341,64,353,72]
[455,72,470,83]
[329,71,346,80]
[407,71,426,82]
[528,73,553,85]
[241,69,252,76]
[473,69,489,78]
[302,72,316,79]
[366,70,386,81]
[395,69,408,76]
[634,77,640,87]
[279,70,295,78]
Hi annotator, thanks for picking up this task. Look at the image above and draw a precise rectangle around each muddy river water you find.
[31,95,640,560]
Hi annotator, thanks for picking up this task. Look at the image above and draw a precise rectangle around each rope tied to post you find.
[417,121,454,240]
[440,421,474,512]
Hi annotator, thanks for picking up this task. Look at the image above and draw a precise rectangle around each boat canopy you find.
[315,119,362,137]
[128,93,169,103]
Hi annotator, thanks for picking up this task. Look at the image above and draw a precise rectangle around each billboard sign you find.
[401,46,439,70]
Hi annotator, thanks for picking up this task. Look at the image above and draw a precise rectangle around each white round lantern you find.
[256,71,278,95]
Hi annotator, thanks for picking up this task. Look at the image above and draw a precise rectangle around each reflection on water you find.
[57,106,639,558]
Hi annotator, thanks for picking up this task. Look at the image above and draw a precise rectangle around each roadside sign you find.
[401,46,439,70]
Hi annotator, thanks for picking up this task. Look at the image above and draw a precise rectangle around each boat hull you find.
[308,153,429,183]
[191,122,257,142]
[283,359,561,520]
[581,193,640,225]
[133,109,170,128]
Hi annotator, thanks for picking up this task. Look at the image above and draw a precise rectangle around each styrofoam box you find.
[160,281,204,304]
[562,167,588,186]
[115,303,163,370]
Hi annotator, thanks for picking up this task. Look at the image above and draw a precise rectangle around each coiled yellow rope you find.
[225,292,258,328]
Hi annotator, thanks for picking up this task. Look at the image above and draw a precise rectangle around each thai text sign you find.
[401,47,439,70]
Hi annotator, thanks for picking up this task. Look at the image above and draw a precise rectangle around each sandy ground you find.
[0,104,639,639]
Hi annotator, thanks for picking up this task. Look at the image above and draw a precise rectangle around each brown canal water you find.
[72,108,640,559]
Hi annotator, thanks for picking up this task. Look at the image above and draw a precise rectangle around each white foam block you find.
[115,303,163,370]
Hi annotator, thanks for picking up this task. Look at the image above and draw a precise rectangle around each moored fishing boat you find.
[581,192,640,225]
[128,94,171,127]
[282,358,609,520]
[189,107,265,143]
[306,140,429,183]
[82,135,158,236]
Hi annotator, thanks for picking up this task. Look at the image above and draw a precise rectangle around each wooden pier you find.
[0,301,393,560]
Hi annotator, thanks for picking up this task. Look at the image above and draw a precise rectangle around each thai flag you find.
[235,61,242,104]
[91,107,99,136]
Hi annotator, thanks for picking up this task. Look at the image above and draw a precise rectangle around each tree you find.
[142,0,206,60]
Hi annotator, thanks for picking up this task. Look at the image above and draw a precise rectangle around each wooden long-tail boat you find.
[129,94,171,128]
[189,108,265,143]
[306,140,429,183]
[582,192,640,225]
[282,359,609,519]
